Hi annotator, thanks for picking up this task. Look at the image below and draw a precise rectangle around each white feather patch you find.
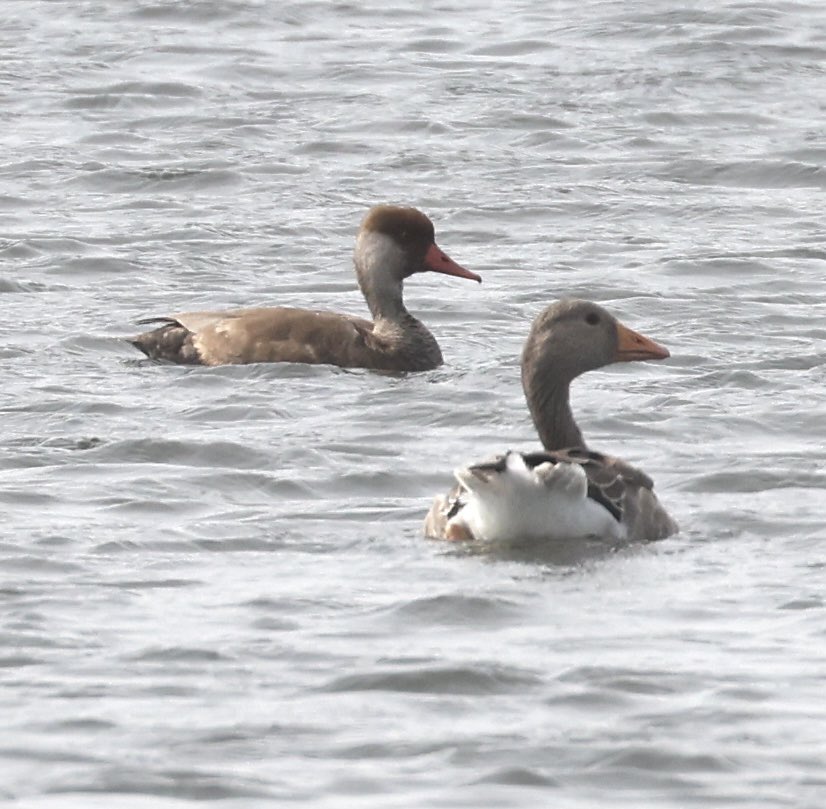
[448,452,626,544]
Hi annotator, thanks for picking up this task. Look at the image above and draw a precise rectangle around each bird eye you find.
[585,312,600,325]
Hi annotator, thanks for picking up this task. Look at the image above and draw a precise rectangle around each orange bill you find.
[615,322,670,362]
[424,243,481,283]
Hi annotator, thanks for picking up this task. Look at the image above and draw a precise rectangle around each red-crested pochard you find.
[130,205,481,371]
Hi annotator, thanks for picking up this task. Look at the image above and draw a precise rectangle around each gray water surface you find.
[2,1,826,807]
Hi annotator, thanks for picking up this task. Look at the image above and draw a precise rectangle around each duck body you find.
[130,205,480,371]
[424,300,677,545]
[133,306,442,371]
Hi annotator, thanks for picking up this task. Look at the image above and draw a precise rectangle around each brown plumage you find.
[130,205,481,371]
[424,300,678,544]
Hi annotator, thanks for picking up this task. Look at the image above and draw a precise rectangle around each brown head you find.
[355,207,480,319]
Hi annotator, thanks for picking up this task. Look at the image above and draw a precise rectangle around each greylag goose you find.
[424,299,677,543]
[130,205,481,371]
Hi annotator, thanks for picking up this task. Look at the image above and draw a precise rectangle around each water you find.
[2,0,826,806]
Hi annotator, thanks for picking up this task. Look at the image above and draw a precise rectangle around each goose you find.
[130,205,481,371]
[424,299,677,544]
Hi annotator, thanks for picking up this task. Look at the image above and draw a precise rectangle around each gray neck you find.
[355,231,442,368]
[373,313,443,370]
[365,279,407,322]
[522,362,585,451]
[355,231,409,322]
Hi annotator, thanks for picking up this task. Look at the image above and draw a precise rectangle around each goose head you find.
[523,299,669,382]
[521,299,670,450]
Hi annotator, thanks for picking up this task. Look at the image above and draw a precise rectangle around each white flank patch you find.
[450,453,626,544]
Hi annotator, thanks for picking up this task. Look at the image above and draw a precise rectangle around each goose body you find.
[448,451,626,543]
[130,205,480,371]
[424,300,677,544]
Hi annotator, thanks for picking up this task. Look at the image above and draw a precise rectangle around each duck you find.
[424,299,678,544]
[129,205,481,371]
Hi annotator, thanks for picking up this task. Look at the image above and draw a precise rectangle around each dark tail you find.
[128,323,202,364]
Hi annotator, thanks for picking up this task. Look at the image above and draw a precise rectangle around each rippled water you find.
[2,1,826,806]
